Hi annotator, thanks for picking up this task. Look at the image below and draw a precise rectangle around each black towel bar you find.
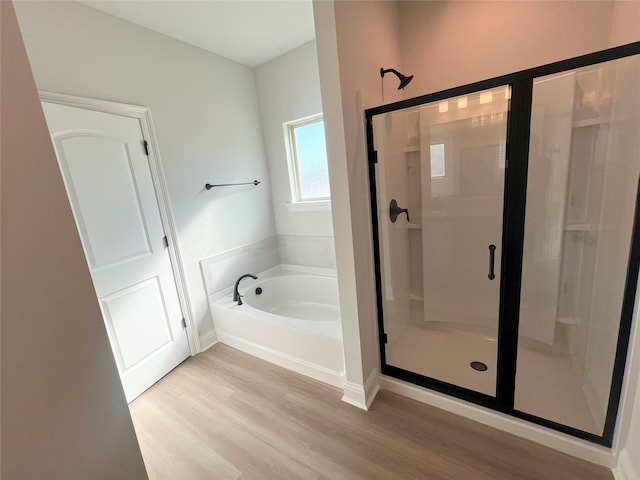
[205,180,260,190]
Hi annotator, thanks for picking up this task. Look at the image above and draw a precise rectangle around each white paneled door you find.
[42,101,190,402]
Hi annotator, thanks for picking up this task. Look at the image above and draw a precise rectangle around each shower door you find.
[514,53,640,438]
[370,85,511,400]
[366,42,640,446]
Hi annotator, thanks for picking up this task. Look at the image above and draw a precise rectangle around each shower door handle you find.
[488,244,496,280]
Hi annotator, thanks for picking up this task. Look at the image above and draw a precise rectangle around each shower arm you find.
[380,67,414,90]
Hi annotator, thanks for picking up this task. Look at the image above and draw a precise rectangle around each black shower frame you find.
[365,41,640,447]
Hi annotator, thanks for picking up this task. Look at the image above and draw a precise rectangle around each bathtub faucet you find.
[233,273,258,305]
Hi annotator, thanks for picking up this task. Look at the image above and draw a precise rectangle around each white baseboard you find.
[217,331,344,388]
[342,369,380,410]
[380,375,615,468]
[364,369,380,408]
[613,448,640,480]
[199,329,219,352]
[342,381,365,409]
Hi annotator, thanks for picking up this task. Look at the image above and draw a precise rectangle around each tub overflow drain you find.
[255,287,263,295]
[470,361,488,372]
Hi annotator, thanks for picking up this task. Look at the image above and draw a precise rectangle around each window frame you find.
[284,113,330,204]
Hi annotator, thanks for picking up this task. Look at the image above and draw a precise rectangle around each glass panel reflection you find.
[515,55,640,434]
[373,86,510,396]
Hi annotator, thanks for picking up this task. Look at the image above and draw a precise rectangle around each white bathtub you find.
[209,266,345,387]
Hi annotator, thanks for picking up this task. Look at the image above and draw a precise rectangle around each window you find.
[429,143,446,178]
[285,114,330,203]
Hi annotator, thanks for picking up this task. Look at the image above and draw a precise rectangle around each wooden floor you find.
[129,344,613,480]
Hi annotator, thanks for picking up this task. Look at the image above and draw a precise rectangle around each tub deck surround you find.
[199,236,280,299]
[277,234,337,269]
[209,265,345,387]
[239,269,341,338]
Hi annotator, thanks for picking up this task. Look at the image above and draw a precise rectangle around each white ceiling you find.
[77,0,316,68]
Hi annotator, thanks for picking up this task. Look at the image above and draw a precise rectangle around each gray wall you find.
[14,1,277,338]
[255,41,336,269]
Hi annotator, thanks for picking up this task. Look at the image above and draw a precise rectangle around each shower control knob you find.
[390,199,410,223]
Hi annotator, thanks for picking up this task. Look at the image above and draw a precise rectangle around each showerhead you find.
[398,73,414,89]
[380,67,414,90]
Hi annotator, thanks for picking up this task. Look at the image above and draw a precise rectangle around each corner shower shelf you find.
[557,316,585,326]
[572,115,624,129]
[407,223,422,230]
[573,118,606,128]
[565,223,598,231]
[404,145,420,153]
[409,293,424,302]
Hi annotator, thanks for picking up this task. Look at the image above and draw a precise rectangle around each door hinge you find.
[162,235,169,248]
[181,318,187,329]
[380,332,388,344]
[143,140,149,156]
[369,150,378,164]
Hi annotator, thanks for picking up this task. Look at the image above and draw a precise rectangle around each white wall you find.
[622,404,640,477]
[398,1,640,97]
[255,40,336,270]
[314,0,404,404]
[255,41,332,237]
[0,1,148,477]
[13,0,277,338]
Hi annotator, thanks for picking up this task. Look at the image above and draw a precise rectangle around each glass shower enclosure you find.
[366,43,640,445]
